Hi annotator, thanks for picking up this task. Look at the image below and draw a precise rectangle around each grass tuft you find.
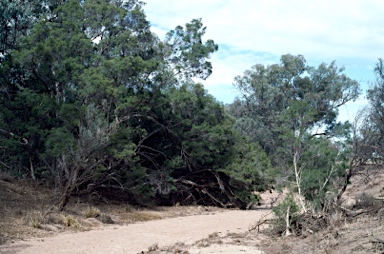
[61,215,82,229]
[84,206,101,218]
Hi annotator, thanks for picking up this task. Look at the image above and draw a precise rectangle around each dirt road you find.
[1,208,272,254]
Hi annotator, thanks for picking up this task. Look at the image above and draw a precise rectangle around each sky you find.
[143,0,384,122]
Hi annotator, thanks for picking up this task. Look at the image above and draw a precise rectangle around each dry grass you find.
[59,215,81,229]
[26,212,44,229]
[147,242,191,254]
[84,206,101,218]
[117,211,163,222]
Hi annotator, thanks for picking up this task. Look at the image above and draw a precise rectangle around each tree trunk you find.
[29,155,36,180]
[293,151,307,213]
[285,205,292,236]
[336,165,353,202]
[57,166,79,211]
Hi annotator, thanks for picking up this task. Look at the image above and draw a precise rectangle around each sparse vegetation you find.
[148,243,159,251]
[28,213,43,229]
[84,206,101,218]
[61,215,81,229]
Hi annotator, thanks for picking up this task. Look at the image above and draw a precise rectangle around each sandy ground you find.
[1,208,273,254]
[0,191,281,254]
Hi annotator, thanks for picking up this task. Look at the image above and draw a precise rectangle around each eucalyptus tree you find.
[232,54,360,211]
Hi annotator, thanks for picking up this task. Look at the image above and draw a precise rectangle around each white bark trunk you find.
[285,205,292,236]
[293,151,307,213]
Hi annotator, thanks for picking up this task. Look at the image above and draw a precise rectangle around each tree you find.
[362,59,384,161]
[336,58,384,202]
[2,0,262,210]
[232,54,360,211]
[164,18,218,80]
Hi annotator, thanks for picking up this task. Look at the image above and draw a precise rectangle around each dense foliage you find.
[0,0,270,210]
[228,55,360,211]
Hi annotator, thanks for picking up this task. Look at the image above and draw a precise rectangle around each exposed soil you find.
[0,178,278,253]
[0,166,383,254]
[1,209,272,254]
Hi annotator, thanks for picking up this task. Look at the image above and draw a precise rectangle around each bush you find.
[271,192,299,236]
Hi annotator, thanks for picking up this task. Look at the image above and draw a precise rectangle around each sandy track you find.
[1,209,272,254]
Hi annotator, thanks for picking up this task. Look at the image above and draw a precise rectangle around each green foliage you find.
[165,19,219,80]
[168,82,233,169]
[0,0,66,56]
[0,0,238,208]
[222,140,275,205]
[231,54,360,210]
[300,137,348,210]
[232,54,360,155]
[224,141,274,191]
[272,191,300,235]
[1,0,359,211]
[272,192,299,221]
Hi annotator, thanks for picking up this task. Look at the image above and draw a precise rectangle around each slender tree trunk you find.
[285,205,292,236]
[293,151,307,213]
[336,160,355,202]
[29,155,36,180]
[58,166,79,211]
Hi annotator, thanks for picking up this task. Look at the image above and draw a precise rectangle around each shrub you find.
[271,192,299,236]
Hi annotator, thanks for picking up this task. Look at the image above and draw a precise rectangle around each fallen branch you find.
[249,211,273,232]
[337,204,369,218]
[200,188,226,207]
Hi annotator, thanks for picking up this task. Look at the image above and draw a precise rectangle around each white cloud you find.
[144,0,384,119]
[146,0,384,58]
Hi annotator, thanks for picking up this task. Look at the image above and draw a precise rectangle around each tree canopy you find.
[228,54,360,211]
[0,0,269,210]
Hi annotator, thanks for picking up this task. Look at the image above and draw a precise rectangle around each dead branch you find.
[0,160,11,169]
[249,211,273,232]
[176,171,246,209]
[200,188,226,207]
[177,179,216,188]
[337,204,370,218]
[210,170,225,193]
